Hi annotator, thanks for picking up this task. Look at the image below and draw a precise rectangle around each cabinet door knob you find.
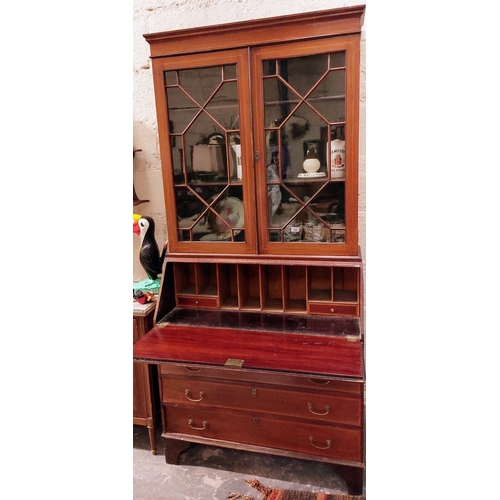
[330,308,335,313]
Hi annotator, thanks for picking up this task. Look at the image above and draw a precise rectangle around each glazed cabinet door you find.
[251,35,360,256]
[151,49,257,254]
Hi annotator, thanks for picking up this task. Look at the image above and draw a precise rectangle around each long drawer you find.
[160,363,363,395]
[162,376,362,426]
[164,404,362,463]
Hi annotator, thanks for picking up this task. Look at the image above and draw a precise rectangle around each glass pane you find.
[263,77,300,126]
[330,51,345,69]
[307,70,345,123]
[280,54,328,97]
[205,81,239,130]
[178,67,222,106]
[165,62,245,243]
[165,70,177,86]
[261,50,349,244]
[166,87,199,133]
[223,64,237,80]
[263,60,277,76]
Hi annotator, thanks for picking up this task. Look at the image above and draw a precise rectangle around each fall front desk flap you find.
[133,308,363,379]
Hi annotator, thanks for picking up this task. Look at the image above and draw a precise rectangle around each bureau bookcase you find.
[133,5,366,495]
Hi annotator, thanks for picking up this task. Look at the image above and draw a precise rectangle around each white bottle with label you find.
[231,144,242,179]
[330,139,345,178]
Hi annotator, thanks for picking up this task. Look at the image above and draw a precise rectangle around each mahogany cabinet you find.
[134,4,366,495]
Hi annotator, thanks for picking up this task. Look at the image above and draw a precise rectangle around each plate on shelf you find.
[298,172,326,178]
[193,172,219,182]
[200,232,232,241]
[208,197,244,237]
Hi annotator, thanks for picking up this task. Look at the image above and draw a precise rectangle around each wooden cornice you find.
[144,5,366,58]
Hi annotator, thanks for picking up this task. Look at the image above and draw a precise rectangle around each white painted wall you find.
[133,0,367,280]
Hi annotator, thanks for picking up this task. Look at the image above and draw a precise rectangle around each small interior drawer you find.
[176,296,218,308]
[308,303,358,316]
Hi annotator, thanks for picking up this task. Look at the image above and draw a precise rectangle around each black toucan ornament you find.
[133,214,166,280]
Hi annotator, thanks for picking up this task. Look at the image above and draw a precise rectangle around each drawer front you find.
[165,404,362,463]
[308,303,358,316]
[162,377,362,426]
[160,364,362,395]
[177,296,218,308]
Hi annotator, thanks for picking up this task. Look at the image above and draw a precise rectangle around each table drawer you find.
[162,377,362,426]
[308,303,358,316]
[160,364,362,395]
[165,404,362,463]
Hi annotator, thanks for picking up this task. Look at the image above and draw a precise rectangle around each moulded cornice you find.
[144,5,366,58]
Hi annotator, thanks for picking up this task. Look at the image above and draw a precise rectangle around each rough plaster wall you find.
[133,0,367,281]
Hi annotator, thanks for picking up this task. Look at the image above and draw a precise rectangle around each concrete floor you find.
[133,424,354,499]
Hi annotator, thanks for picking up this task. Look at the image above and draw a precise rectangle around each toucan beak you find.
[133,214,141,235]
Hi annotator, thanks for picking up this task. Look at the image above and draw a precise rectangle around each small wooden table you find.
[133,301,157,454]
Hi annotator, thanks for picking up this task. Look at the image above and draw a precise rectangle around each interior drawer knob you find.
[309,436,332,450]
[188,419,208,431]
[307,402,330,415]
[185,389,205,402]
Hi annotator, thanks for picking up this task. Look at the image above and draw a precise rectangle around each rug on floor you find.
[228,478,364,500]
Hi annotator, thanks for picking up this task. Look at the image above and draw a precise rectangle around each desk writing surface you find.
[133,308,363,378]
